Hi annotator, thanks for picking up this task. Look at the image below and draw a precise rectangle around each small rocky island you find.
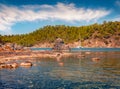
[52,38,70,51]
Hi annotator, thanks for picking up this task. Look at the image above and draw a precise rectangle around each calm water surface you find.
[0,51,120,89]
[31,47,120,52]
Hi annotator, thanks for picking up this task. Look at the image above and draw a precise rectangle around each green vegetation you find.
[0,21,120,47]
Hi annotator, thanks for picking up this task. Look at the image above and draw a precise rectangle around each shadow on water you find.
[0,52,120,89]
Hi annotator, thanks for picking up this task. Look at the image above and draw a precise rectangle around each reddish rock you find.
[92,57,100,62]
[20,61,32,66]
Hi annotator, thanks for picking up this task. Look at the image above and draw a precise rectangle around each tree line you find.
[0,21,120,47]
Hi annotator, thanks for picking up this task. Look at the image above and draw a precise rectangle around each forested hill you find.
[0,21,120,47]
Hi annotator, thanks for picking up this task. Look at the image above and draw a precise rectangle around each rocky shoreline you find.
[32,39,120,48]
[0,49,74,69]
[0,40,119,69]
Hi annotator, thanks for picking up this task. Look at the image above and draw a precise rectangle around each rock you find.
[6,64,13,68]
[0,63,12,69]
[56,53,62,61]
[85,52,91,54]
[3,43,14,51]
[20,61,32,66]
[11,62,19,68]
[0,63,6,69]
[92,57,100,62]
[14,44,23,50]
[56,53,61,57]
[77,54,85,58]
[0,47,3,51]
[53,38,70,51]
[0,62,19,69]
[0,43,24,51]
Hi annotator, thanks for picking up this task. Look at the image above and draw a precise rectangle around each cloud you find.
[0,3,110,33]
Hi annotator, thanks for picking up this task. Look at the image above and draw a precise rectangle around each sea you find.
[0,48,120,89]
[31,47,120,52]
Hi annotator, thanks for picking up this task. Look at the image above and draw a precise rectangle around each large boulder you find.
[53,38,70,51]
[14,43,23,50]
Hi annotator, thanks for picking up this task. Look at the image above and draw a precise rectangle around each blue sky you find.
[0,0,120,35]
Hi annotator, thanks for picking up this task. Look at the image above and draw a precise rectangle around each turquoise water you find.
[31,47,120,52]
[31,48,52,51]
[0,51,120,89]
[71,48,120,52]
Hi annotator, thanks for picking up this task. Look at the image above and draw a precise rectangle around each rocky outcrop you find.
[0,43,24,51]
[32,38,120,48]
[52,38,70,51]
[32,36,120,48]
[83,36,120,48]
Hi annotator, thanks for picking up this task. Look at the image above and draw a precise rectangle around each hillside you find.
[0,21,120,47]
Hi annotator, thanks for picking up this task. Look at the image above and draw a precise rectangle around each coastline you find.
[0,50,73,66]
[0,47,120,69]
[1,47,120,63]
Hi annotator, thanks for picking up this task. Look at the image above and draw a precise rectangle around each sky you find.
[0,0,120,35]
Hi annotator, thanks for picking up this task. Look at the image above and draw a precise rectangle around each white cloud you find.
[0,3,110,33]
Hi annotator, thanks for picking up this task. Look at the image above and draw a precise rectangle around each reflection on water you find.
[0,52,120,89]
